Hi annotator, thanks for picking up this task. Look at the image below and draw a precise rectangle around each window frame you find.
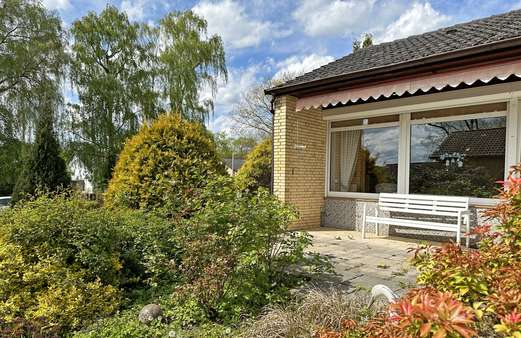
[328,120,400,197]
[326,104,513,206]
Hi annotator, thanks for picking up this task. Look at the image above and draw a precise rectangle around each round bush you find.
[235,138,272,191]
[105,114,225,216]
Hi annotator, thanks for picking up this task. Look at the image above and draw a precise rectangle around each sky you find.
[43,0,521,135]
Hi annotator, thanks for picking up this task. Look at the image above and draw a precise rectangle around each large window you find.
[410,115,506,198]
[329,120,399,193]
[328,103,509,200]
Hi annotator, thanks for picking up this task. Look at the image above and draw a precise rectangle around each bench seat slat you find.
[379,198,468,208]
[365,216,460,231]
[379,193,470,203]
[379,207,463,217]
[379,202,467,212]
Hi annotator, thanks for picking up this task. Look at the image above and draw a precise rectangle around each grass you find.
[238,288,385,338]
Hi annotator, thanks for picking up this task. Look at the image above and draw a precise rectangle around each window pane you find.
[330,127,399,193]
[409,116,506,198]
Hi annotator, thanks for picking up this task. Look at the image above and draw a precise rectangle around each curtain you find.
[339,130,361,191]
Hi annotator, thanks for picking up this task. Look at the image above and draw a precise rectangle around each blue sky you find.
[43,0,521,134]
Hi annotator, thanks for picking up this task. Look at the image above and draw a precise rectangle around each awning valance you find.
[296,59,521,111]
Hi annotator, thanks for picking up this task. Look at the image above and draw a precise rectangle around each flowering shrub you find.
[410,164,521,336]
[315,288,476,338]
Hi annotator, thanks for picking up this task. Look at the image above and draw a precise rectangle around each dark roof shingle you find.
[431,128,506,158]
[280,9,521,89]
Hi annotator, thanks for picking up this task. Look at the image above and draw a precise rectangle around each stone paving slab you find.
[307,228,435,295]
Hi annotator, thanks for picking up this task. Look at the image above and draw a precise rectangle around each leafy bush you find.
[0,194,178,331]
[313,288,476,338]
[0,317,61,338]
[105,114,225,217]
[170,177,330,323]
[235,138,271,191]
[409,165,521,337]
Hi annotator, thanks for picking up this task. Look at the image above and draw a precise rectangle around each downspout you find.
[270,95,276,194]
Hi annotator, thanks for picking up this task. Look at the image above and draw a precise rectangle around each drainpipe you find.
[270,95,276,194]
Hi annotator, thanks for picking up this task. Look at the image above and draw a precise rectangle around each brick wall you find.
[273,95,326,229]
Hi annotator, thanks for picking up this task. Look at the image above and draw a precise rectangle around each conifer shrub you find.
[105,114,225,217]
[12,112,70,203]
[235,138,272,191]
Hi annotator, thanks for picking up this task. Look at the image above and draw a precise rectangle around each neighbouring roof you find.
[431,128,505,158]
[268,9,521,95]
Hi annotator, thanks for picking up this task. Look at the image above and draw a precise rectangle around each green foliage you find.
[158,11,227,121]
[0,194,178,331]
[410,165,521,337]
[68,5,157,189]
[74,305,233,338]
[173,177,331,323]
[235,138,272,191]
[0,0,66,142]
[68,6,226,189]
[352,33,373,52]
[0,317,61,337]
[213,131,257,159]
[0,138,28,195]
[105,114,225,217]
[409,165,497,198]
[12,112,70,202]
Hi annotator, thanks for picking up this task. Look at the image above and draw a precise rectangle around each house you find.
[68,156,94,194]
[223,158,245,176]
[266,9,521,235]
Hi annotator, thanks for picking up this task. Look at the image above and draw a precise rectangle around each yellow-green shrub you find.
[235,138,271,191]
[0,194,177,331]
[105,114,225,217]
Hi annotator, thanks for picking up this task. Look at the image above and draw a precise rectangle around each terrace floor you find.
[307,228,433,295]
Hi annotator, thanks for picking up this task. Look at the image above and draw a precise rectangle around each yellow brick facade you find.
[273,95,326,229]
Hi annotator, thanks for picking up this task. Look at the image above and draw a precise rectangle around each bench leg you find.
[465,215,470,248]
[375,207,379,237]
[456,211,462,246]
[362,203,367,239]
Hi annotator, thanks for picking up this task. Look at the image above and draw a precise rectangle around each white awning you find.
[296,59,521,111]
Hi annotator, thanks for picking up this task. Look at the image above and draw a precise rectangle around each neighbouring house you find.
[266,9,521,238]
[223,157,245,176]
[68,156,94,194]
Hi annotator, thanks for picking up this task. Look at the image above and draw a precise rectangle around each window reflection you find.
[409,116,506,198]
[330,126,399,193]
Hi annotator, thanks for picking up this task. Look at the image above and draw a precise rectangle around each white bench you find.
[362,193,471,247]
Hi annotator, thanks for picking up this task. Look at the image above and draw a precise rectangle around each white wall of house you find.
[68,156,94,194]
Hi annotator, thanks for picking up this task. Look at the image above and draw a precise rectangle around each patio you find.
[308,229,427,295]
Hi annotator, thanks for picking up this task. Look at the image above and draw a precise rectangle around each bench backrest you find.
[378,193,469,217]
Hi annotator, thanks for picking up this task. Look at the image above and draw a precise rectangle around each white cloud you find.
[293,0,377,37]
[193,0,289,49]
[121,0,146,21]
[274,54,334,79]
[204,65,261,133]
[207,113,236,134]
[41,0,70,10]
[378,2,451,42]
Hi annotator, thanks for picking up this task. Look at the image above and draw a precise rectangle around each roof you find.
[431,128,505,158]
[269,9,521,95]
